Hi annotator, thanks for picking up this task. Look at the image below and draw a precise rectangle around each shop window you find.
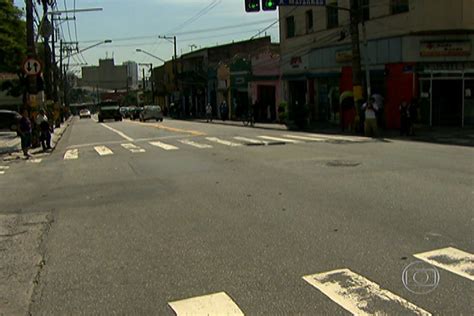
[306,10,314,33]
[326,2,339,29]
[362,0,370,21]
[286,16,295,38]
[391,0,409,15]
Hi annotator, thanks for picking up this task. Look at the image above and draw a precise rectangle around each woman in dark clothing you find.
[19,109,32,157]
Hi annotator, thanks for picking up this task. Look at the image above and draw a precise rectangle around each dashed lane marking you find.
[179,139,213,149]
[414,247,474,281]
[121,143,146,153]
[258,135,302,144]
[168,292,244,316]
[99,123,134,142]
[206,137,242,147]
[303,268,431,316]
[94,146,114,156]
[64,149,79,160]
[149,141,179,151]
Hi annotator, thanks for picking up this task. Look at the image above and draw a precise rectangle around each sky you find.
[14,0,280,76]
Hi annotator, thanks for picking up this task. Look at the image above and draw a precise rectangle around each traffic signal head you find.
[262,0,278,11]
[245,0,260,12]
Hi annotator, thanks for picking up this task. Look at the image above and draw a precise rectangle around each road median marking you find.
[169,292,244,316]
[99,123,134,141]
[303,268,431,315]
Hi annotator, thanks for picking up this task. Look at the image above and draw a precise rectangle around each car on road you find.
[79,109,91,119]
[0,110,21,132]
[139,105,164,122]
[119,107,129,118]
[98,101,122,122]
[129,106,143,120]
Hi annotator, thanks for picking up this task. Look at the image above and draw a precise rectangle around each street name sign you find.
[22,58,42,76]
[278,0,326,5]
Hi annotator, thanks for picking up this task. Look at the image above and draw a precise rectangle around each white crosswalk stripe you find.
[281,134,328,142]
[297,133,369,142]
[206,137,242,147]
[94,146,114,156]
[414,247,474,281]
[258,135,302,143]
[64,149,79,160]
[169,292,244,316]
[233,136,268,145]
[0,166,8,175]
[303,268,432,316]
[149,141,179,151]
[121,143,145,153]
[27,158,42,163]
[179,139,213,149]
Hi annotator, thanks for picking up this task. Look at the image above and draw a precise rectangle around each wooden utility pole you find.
[349,0,363,103]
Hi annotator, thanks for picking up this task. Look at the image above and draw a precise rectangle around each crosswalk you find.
[167,246,473,315]
[58,133,373,161]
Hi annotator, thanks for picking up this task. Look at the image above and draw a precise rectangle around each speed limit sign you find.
[22,58,42,76]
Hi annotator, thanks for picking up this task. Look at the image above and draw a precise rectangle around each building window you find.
[362,0,370,21]
[306,10,313,33]
[286,16,295,38]
[391,0,409,14]
[326,2,339,29]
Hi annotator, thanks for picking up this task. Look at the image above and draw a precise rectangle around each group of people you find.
[18,109,52,158]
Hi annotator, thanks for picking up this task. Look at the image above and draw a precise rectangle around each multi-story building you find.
[80,59,129,91]
[279,0,474,128]
[122,61,139,90]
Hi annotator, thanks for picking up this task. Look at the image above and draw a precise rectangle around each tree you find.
[0,0,27,73]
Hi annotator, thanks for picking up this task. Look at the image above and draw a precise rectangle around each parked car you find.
[79,109,91,119]
[98,101,122,122]
[130,107,143,120]
[0,110,21,132]
[119,107,129,118]
[139,105,164,122]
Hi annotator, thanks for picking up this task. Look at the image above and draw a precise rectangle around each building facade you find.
[279,0,474,128]
[80,59,129,91]
[122,61,139,90]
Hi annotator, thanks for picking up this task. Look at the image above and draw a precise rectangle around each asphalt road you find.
[1,116,473,315]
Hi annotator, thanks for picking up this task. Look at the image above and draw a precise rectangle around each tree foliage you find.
[0,0,27,73]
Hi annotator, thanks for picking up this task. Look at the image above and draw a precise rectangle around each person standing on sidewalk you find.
[362,97,379,137]
[399,100,410,136]
[35,109,52,151]
[206,103,213,123]
[18,109,32,158]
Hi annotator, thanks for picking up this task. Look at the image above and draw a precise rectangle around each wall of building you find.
[81,59,128,90]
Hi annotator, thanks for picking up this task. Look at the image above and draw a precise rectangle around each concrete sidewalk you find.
[1,117,73,161]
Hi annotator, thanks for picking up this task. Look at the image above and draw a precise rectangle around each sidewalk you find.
[186,118,474,147]
[1,117,73,161]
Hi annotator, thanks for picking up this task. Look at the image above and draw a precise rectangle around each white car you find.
[79,109,91,119]
[139,105,164,122]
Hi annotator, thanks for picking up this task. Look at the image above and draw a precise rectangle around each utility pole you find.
[42,0,53,100]
[158,35,178,103]
[349,0,363,104]
[142,67,146,104]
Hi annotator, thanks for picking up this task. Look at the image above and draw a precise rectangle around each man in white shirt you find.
[362,97,379,137]
[35,109,51,150]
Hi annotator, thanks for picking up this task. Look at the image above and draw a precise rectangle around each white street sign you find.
[22,58,42,75]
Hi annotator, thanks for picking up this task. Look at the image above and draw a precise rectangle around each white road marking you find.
[0,171,4,175]
[0,166,9,170]
[64,149,79,160]
[179,139,213,149]
[299,133,369,142]
[234,136,268,145]
[168,292,244,316]
[94,146,114,156]
[99,123,134,142]
[27,158,42,163]
[282,134,328,142]
[258,135,302,143]
[206,137,242,147]
[303,268,431,316]
[414,247,474,281]
[149,141,179,151]
[121,143,145,153]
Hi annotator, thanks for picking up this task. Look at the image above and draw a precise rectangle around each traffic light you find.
[262,0,278,11]
[245,0,260,12]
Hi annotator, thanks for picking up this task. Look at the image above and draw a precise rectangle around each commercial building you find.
[80,59,129,91]
[122,61,139,90]
[279,0,474,128]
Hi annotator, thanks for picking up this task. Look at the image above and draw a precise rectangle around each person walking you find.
[36,109,52,151]
[205,103,213,123]
[399,100,410,136]
[18,109,32,158]
[362,97,379,137]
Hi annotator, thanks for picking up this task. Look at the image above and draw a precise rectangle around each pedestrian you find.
[399,100,410,136]
[409,98,418,136]
[36,109,52,151]
[220,101,228,121]
[362,97,379,137]
[18,109,32,158]
[206,103,213,123]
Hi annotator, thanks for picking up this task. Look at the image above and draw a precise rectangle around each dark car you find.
[98,101,122,122]
[130,107,143,120]
[0,110,21,132]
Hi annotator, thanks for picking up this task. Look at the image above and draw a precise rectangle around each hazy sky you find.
[14,0,279,75]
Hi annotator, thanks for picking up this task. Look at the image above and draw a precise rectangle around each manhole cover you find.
[326,160,361,167]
